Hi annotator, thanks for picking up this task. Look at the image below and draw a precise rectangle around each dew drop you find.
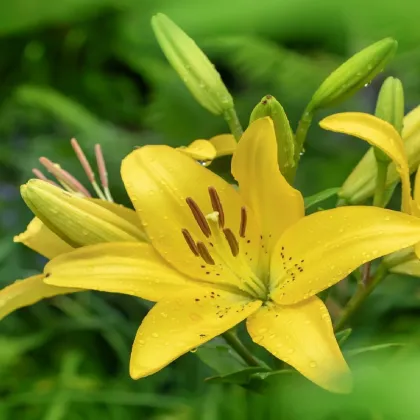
[151,333,159,338]
[138,339,145,345]
[309,361,317,368]
[287,348,295,354]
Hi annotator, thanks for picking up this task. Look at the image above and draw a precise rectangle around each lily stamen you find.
[39,157,92,197]
[239,206,247,238]
[186,197,212,237]
[196,241,215,264]
[223,228,239,256]
[181,228,199,256]
[32,168,59,187]
[208,186,225,228]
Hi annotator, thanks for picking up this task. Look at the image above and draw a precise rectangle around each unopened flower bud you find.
[152,13,233,115]
[21,180,146,247]
[250,95,295,180]
[374,77,404,163]
[308,38,397,111]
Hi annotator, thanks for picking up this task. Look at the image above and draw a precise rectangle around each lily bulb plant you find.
[3,13,420,395]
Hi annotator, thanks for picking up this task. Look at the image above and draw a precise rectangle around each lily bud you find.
[374,77,404,163]
[21,179,146,247]
[151,13,233,115]
[339,105,420,204]
[308,38,397,111]
[250,95,295,180]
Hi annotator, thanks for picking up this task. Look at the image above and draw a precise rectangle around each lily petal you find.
[389,258,420,277]
[320,112,412,213]
[231,118,304,254]
[121,145,262,290]
[209,134,237,157]
[414,165,420,206]
[178,139,217,162]
[246,296,351,393]
[130,289,261,379]
[89,199,148,241]
[14,217,73,259]
[0,275,78,321]
[44,243,196,302]
[270,207,420,304]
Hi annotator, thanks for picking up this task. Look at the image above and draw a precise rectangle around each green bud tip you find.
[151,13,233,115]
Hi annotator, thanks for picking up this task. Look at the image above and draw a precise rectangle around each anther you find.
[208,187,224,228]
[186,197,211,237]
[71,138,95,183]
[196,241,215,264]
[239,206,247,238]
[39,157,91,197]
[181,229,199,256]
[223,228,239,256]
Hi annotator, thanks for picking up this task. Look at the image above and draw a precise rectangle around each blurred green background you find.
[2,0,420,418]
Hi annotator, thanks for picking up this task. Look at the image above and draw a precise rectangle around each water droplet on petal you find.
[309,361,317,368]
[151,332,159,338]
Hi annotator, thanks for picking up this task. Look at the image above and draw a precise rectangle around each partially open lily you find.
[320,112,420,276]
[0,140,146,320]
[35,118,420,393]
[178,134,237,165]
[330,106,420,204]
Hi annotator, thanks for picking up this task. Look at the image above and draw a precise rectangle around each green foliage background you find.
[1,0,420,418]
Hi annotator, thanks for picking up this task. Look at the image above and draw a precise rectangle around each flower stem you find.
[222,330,262,367]
[334,263,388,331]
[223,107,243,141]
[294,108,313,161]
[288,108,313,184]
[372,161,388,207]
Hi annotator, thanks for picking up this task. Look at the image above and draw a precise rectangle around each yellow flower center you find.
[181,186,268,300]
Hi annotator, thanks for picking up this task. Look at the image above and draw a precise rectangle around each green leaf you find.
[194,338,248,375]
[304,187,340,209]
[346,342,404,357]
[205,366,269,385]
[335,328,352,346]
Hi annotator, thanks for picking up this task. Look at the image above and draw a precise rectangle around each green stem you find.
[372,161,388,207]
[287,108,313,184]
[294,108,313,161]
[223,107,243,141]
[222,330,261,367]
[334,264,388,331]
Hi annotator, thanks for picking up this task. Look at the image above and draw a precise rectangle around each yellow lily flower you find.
[0,196,146,321]
[0,137,151,321]
[40,118,420,393]
[178,134,237,165]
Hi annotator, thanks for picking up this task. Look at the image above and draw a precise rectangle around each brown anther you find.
[95,144,108,189]
[196,241,215,265]
[223,228,239,257]
[181,229,199,257]
[239,206,247,238]
[208,187,225,228]
[71,138,95,183]
[186,197,211,237]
